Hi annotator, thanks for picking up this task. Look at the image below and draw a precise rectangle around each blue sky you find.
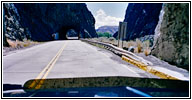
[86,3,128,29]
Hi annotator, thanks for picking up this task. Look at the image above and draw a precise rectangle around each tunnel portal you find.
[57,26,80,40]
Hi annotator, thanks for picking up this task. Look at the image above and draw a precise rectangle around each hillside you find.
[96,26,118,35]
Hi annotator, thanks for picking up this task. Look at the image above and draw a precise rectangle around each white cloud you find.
[94,9,123,29]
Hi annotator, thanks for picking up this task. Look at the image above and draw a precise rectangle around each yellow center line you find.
[28,42,67,89]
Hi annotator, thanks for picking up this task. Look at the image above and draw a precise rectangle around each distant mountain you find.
[96,26,118,35]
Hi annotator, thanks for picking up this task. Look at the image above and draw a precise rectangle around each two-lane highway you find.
[3,40,158,87]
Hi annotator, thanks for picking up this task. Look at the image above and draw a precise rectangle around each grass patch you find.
[127,40,136,48]
[144,47,151,56]
[6,39,39,48]
[136,39,142,53]
[88,37,152,56]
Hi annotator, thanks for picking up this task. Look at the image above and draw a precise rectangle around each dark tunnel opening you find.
[66,29,79,40]
[56,26,80,40]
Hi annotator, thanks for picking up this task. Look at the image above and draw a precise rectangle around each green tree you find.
[97,32,112,38]
[97,32,103,37]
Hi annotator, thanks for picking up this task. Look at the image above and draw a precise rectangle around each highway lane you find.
[3,41,66,85]
[3,40,158,87]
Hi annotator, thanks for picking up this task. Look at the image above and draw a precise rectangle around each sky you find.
[86,3,128,29]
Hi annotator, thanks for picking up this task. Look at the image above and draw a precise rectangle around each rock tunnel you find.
[9,3,97,42]
[57,26,80,40]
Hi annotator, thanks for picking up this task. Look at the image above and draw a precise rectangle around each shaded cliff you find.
[151,4,189,70]
[14,3,97,41]
[3,3,31,46]
[3,3,97,44]
[113,3,162,40]
[113,3,189,70]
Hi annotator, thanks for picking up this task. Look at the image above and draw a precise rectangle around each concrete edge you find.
[82,39,187,81]
[122,55,179,80]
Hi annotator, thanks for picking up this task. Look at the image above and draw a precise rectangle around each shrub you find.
[6,39,38,48]
[103,32,112,38]
[97,32,103,37]
[134,47,138,53]
[23,42,31,47]
[144,47,151,56]
[109,37,115,41]
[98,37,107,42]
[136,39,142,53]
[7,39,17,48]
[127,40,136,48]
[97,32,112,38]
[143,40,150,48]
[16,40,24,48]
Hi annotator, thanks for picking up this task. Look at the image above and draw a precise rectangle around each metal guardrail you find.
[81,39,152,66]
[81,39,180,80]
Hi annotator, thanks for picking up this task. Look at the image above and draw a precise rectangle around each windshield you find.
[3,2,189,98]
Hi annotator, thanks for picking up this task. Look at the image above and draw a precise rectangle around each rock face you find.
[14,3,97,41]
[3,3,96,44]
[138,35,154,47]
[3,3,31,46]
[113,3,162,40]
[151,4,189,70]
[96,26,118,35]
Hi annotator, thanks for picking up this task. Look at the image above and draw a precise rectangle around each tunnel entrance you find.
[57,27,80,40]
[66,29,79,40]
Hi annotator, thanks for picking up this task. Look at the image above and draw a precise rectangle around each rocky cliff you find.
[3,3,97,44]
[96,26,118,35]
[3,3,31,46]
[151,4,189,70]
[113,3,162,40]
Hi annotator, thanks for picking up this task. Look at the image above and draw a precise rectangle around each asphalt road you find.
[3,40,158,86]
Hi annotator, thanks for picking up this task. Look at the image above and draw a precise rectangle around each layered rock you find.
[138,35,154,47]
[151,4,189,70]
[3,3,31,46]
[3,3,96,44]
[113,3,162,40]
[14,3,96,41]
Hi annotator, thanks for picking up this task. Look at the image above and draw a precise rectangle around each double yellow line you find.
[28,42,67,89]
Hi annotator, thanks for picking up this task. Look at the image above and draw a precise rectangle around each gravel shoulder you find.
[84,39,189,80]
[3,42,45,56]
[136,53,189,78]
[85,42,160,79]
